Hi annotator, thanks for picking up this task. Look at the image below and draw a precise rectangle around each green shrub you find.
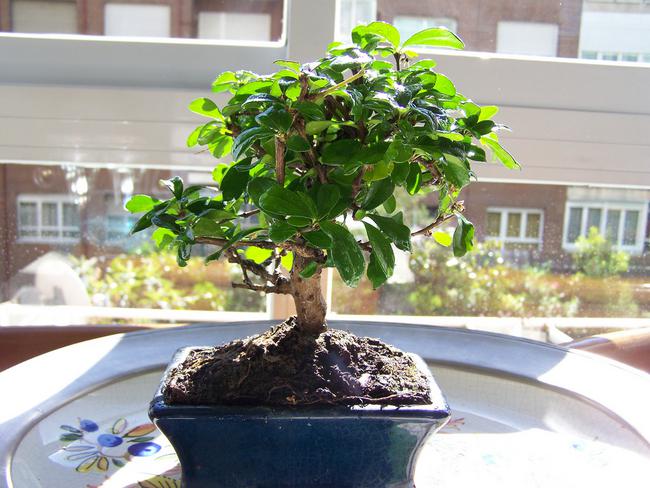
[573,227,630,277]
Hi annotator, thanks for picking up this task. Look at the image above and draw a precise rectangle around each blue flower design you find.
[57,417,161,473]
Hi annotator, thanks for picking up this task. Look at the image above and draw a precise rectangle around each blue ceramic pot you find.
[150,347,450,488]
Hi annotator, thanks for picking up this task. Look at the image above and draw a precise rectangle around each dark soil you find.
[163,318,431,407]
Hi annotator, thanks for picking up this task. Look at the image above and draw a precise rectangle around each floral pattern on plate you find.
[49,414,181,486]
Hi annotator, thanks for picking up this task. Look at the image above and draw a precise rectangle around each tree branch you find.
[311,69,365,100]
[411,213,456,237]
[275,136,286,186]
[195,236,324,259]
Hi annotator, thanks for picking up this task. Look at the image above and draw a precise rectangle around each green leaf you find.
[367,213,411,251]
[161,177,183,199]
[452,215,475,257]
[212,71,237,92]
[440,155,470,188]
[406,163,421,195]
[247,178,276,207]
[365,21,400,48]
[294,101,325,120]
[481,136,520,169]
[321,139,362,166]
[269,221,296,242]
[245,246,273,264]
[220,162,251,201]
[302,229,333,249]
[434,73,456,97]
[305,120,333,135]
[232,126,272,160]
[187,125,202,147]
[392,162,410,185]
[125,195,158,213]
[241,93,279,109]
[205,227,263,263]
[479,105,499,121]
[281,251,294,271]
[433,231,452,247]
[363,222,395,289]
[59,433,82,442]
[361,178,395,210]
[383,194,397,214]
[259,186,315,219]
[189,98,223,119]
[193,218,224,237]
[386,140,412,163]
[402,27,465,50]
[316,184,341,218]
[274,59,301,72]
[320,221,365,287]
[286,135,311,152]
[152,227,176,248]
[256,106,293,132]
[152,214,181,233]
[299,261,319,279]
[130,211,153,234]
[209,135,233,158]
[287,216,312,227]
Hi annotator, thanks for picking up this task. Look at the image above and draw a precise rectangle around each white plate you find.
[2,322,650,487]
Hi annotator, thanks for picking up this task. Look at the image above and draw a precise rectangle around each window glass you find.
[586,208,602,231]
[42,202,58,227]
[198,12,272,41]
[567,207,583,243]
[506,212,522,237]
[497,22,559,57]
[623,210,639,245]
[11,0,77,34]
[486,212,501,237]
[335,0,650,64]
[104,4,171,38]
[606,209,621,242]
[393,16,457,41]
[3,0,286,42]
[18,202,37,227]
[525,213,541,239]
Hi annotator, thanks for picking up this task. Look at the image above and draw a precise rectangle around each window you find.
[104,3,171,38]
[198,12,272,41]
[496,21,559,57]
[11,0,77,34]
[17,195,80,243]
[485,208,543,257]
[336,0,376,40]
[563,203,648,253]
[393,16,457,42]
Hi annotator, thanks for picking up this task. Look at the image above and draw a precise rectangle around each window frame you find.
[562,201,648,254]
[16,194,81,244]
[485,207,545,248]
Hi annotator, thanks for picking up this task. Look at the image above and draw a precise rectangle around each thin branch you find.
[232,282,291,294]
[195,236,324,259]
[238,208,260,219]
[411,213,456,237]
[311,69,366,100]
[275,136,286,186]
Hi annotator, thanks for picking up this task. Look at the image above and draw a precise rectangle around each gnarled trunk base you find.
[290,254,327,335]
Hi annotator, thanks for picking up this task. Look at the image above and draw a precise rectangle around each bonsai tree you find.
[127,22,518,405]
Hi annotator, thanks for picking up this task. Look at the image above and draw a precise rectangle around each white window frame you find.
[16,194,81,244]
[485,207,544,248]
[562,201,648,255]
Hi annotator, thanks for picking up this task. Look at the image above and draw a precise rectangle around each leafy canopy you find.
[127,21,519,291]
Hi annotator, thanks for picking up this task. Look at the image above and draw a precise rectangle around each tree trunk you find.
[290,254,327,335]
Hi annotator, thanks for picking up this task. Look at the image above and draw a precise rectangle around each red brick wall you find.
[377,0,583,57]
[460,182,568,263]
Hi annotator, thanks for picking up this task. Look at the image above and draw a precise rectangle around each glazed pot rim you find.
[149,346,450,421]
